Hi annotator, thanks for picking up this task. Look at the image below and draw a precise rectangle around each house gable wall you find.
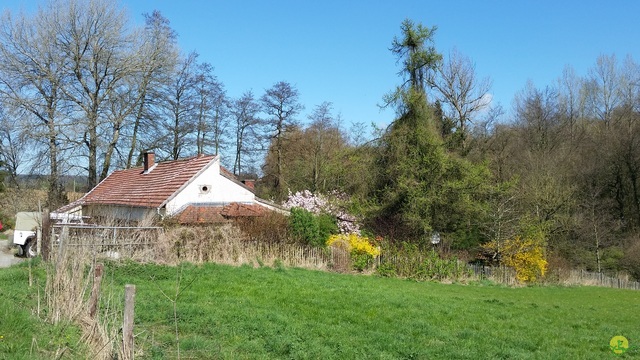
[164,159,255,216]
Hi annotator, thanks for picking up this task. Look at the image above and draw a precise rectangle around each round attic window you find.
[199,185,211,194]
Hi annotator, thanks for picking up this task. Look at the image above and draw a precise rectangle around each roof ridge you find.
[74,154,216,209]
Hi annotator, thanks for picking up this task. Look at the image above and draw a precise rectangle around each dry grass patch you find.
[157,224,334,270]
[44,250,122,360]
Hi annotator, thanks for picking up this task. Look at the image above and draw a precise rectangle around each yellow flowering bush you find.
[327,234,381,271]
[483,235,548,283]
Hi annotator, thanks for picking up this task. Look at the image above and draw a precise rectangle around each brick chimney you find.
[143,151,155,172]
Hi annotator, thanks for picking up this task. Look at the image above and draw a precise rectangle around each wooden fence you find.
[249,241,352,271]
[466,264,640,290]
[47,224,639,290]
[466,264,520,286]
[553,268,640,290]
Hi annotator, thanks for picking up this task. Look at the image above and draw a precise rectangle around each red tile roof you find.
[81,155,217,208]
[176,203,266,224]
[221,202,266,217]
[177,205,226,224]
[54,198,84,214]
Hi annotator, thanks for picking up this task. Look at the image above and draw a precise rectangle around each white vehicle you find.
[11,212,41,258]
[11,211,86,257]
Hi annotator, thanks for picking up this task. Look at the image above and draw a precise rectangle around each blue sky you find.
[4,1,640,130]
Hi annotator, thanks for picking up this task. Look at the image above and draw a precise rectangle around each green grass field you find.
[0,260,89,359]
[1,260,639,359]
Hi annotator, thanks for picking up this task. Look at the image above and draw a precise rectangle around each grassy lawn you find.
[108,262,639,359]
[0,260,88,360]
[1,260,639,359]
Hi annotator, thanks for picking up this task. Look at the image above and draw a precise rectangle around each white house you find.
[56,152,283,224]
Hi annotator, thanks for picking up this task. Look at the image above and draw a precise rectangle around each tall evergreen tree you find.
[372,19,489,244]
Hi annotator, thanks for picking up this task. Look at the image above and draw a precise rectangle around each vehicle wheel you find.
[24,238,37,258]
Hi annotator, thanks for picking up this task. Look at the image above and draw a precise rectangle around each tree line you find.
[0,0,309,207]
[0,2,639,279]
[259,19,640,279]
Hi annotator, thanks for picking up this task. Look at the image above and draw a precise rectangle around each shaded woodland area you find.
[0,1,639,279]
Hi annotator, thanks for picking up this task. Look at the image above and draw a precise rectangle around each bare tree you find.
[514,81,561,153]
[230,91,261,176]
[557,65,586,141]
[0,6,69,206]
[194,62,228,156]
[429,48,492,149]
[53,0,139,188]
[581,54,640,227]
[585,54,622,127]
[307,102,342,192]
[618,55,640,120]
[261,107,351,196]
[125,10,179,168]
[482,187,519,263]
[100,73,140,180]
[0,107,32,187]
[348,121,372,147]
[154,52,199,160]
[260,81,303,198]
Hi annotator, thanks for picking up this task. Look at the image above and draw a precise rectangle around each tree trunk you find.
[100,122,121,181]
[46,107,65,207]
[593,205,602,273]
[172,112,180,160]
[126,93,147,168]
[276,137,282,197]
[234,134,242,175]
[87,114,99,189]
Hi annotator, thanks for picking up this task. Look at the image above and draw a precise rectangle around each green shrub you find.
[376,261,397,277]
[377,242,469,281]
[316,213,339,245]
[288,208,317,244]
[288,208,338,247]
[351,250,373,272]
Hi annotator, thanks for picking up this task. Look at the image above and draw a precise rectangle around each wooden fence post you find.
[123,284,136,360]
[88,263,104,319]
[56,225,67,266]
[41,208,50,261]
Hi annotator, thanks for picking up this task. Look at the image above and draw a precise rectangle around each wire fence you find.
[50,224,163,260]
